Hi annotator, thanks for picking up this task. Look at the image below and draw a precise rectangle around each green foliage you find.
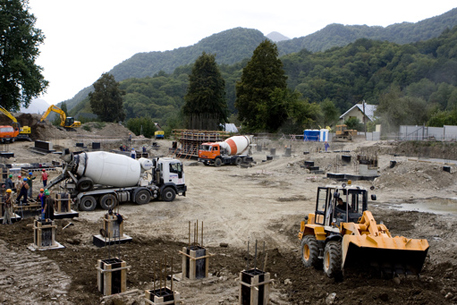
[93,122,106,129]
[89,73,126,122]
[235,40,288,132]
[344,117,364,131]
[183,52,228,130]
[82,125,91,132]
[0,0,48,111]
[126,117,157,138]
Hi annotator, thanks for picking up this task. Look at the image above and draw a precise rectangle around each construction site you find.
[0,114,457,305]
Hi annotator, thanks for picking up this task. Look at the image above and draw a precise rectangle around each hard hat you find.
[44,190,50,196]
[40,188,44,192]
[9,174,12,178]
[6,189,12,193]
[29,172,33,175]
[42,169,46,171]
[18,175,21,178]
[23,178,27,181]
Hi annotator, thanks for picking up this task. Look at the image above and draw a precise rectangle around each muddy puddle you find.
[377,197,457,215]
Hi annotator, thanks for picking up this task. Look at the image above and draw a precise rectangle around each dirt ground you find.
[1,117,457,304]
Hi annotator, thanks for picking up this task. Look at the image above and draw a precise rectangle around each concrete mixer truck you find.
[198,135,253,166]
[47,149,186,211]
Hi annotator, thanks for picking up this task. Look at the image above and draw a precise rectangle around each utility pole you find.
[363,100,367,139]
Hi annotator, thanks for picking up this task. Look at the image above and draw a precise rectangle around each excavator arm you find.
[40,105,80,128]
[41,105,67,127]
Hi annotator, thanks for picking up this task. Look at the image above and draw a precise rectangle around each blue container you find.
[304,129,320,142]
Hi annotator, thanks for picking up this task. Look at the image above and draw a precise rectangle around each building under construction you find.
[170,130,231,160]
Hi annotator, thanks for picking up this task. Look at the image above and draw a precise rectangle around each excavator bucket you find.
[341,211,429,276]
[342,235,429,275]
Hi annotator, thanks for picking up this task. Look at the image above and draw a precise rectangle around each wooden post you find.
[180,246,211,280]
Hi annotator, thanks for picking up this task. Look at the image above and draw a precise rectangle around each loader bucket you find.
[342,235,429,276]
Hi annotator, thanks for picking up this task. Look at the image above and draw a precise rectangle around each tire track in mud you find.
[0,240,71,304]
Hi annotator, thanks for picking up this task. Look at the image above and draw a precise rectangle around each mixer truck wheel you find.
[77,178,94,192]
[301,235,322,269]
[161,187,176,202]
[214,158,222,167]
[235,157,242,166]
[79,196,97,211]
[100,194,118,210]
[323,241,342,278]
[134,189,151,205]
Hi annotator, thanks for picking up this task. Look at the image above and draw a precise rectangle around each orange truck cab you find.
[0,125,19,143]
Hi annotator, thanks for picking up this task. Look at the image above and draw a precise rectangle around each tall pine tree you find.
[183,52,227,130]
[235,40,288,132]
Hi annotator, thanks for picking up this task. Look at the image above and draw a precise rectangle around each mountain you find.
[266,31,290,42]
[64,8,457,114]
[20,98,50,114]
[276,7,457,54]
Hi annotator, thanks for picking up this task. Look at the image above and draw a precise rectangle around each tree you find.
[235,40,287,132]
[182,52,227,130]
[0,0,48,111]
[89,73,126,122]
[126,117,157,138]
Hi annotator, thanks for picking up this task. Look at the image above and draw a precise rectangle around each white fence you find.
[399,125,457,141]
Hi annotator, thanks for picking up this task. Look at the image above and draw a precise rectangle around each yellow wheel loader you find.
[298,183,429,278]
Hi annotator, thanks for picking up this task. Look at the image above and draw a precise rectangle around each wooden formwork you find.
[145,288,180,304]
[171,129,230,160]
[33,219,57,248]
[179,246,211,280]
[54,193,71,213]
[104,213,124,239]
[239,269,271,305]
[96,258,129,296]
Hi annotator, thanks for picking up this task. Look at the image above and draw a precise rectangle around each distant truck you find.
[47,149,186,211]
[0,125,19,143]
[155,130,165,139]
[198,135,252,167]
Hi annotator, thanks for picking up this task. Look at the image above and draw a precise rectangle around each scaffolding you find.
[170,130,230,160]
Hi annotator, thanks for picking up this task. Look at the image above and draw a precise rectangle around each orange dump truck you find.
[198,135,253,167]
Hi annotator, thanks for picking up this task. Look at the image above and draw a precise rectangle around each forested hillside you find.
[277,8,457,54]
[64,8,457,113]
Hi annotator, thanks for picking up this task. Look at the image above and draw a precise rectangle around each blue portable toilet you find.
[319,129,329,142]
[304,129,320,141]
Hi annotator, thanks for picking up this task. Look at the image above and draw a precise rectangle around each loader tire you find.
[323,241,343,278]
[300,235,321,269]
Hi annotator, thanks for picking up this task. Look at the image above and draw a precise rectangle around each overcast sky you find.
[28,1,456,106]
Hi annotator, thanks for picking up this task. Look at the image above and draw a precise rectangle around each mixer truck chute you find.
[198,135,253,166]
[47,149,186,211]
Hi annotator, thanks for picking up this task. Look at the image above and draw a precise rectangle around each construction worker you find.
[43,189,54,220]
[128,133,132,142]
[40,169,48,187]
[5,174,13,190]
[130,148,136,159]
[37,188,45,219]
[15,175,22,193]
[16,178,29,205]
[2,189,13,224]
[27,172,36,198]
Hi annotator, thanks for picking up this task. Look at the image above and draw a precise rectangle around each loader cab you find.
[315,185,371,228]
[332,186,369,224]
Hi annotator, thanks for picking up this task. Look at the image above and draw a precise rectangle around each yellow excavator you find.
[0,105,32,140]
[298,182,429,278]
[40,104,81,129]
